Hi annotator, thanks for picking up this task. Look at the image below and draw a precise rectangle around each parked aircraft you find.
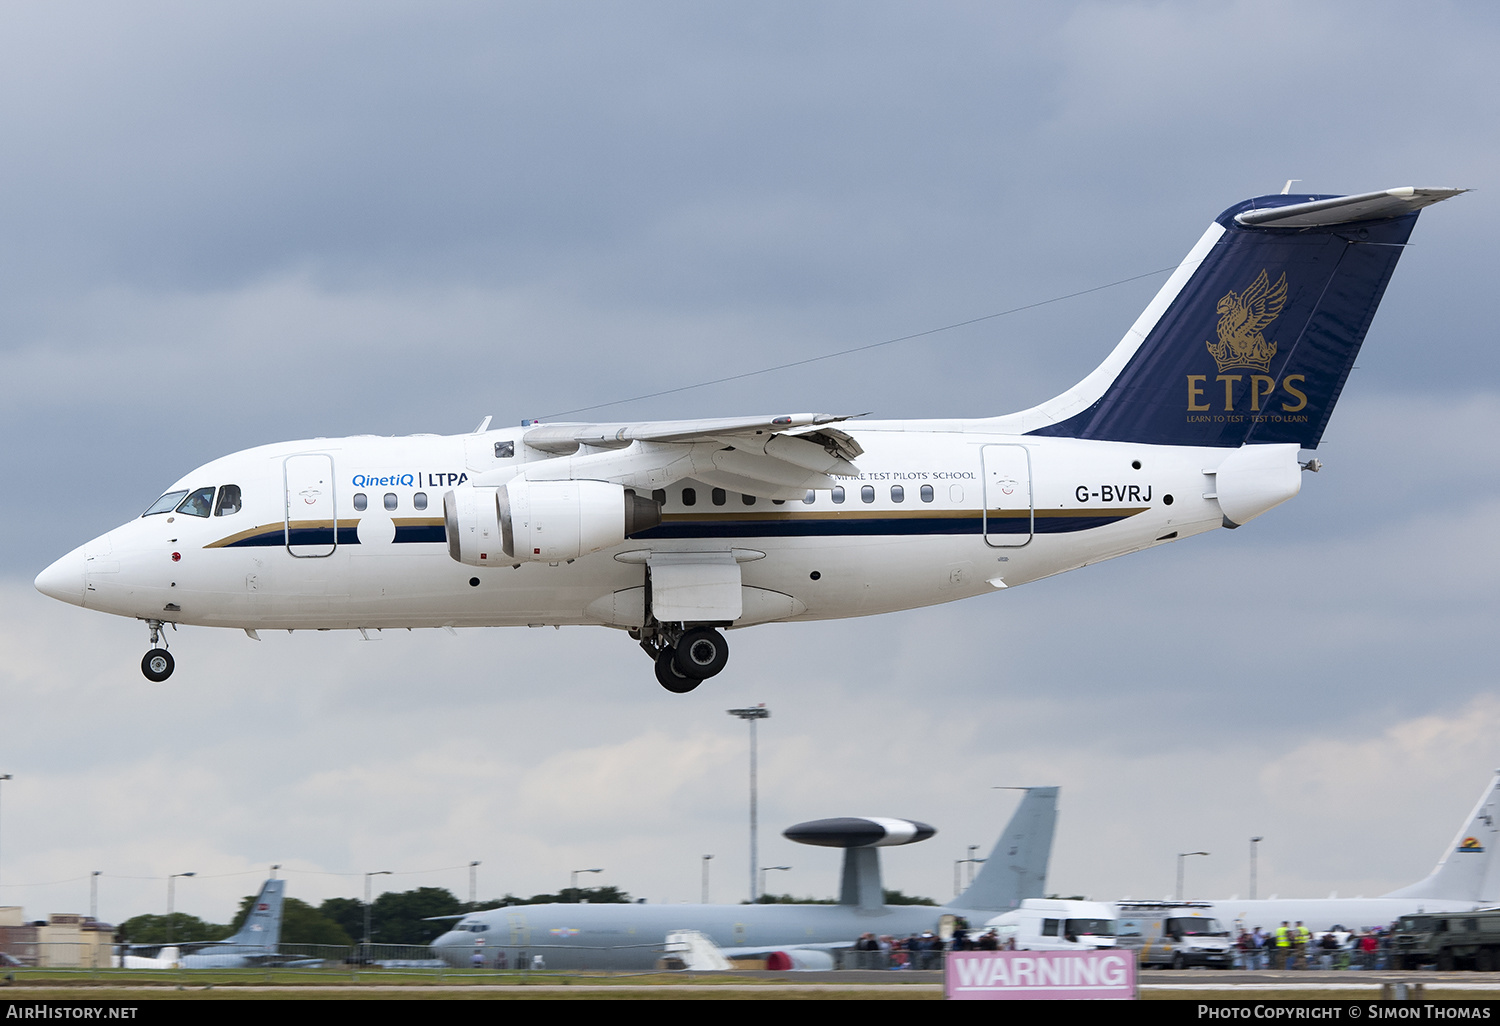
[430,787,1058,970]
[118,877,291,969]
[34,187,1462,688]
[1130,770,1500,933]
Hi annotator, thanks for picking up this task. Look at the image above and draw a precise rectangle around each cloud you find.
[2,0,1497,930]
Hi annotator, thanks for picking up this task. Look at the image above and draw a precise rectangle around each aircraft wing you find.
[481,413,864,500]
[523,413,861,455]
[662,929,852,971]
[718,941,853,957]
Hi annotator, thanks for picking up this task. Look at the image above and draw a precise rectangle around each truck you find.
[1391,909,1500,971]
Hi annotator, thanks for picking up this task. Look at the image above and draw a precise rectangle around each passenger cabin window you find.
[143,490,189,517]
[1041,919,1060,937]
[803,490,815,504]
[353,492,368,512]
[890,485,904,503]
[413,492,428,511]
[741,494,756,506]
[652,489,666,505]
[213,485,242,516]
[681,487,697,507]
[921,484,934,503]
[176,487,215,518]
[384,492,398,512]
[832,486,845,504]
[711,488,726,506]
[860,485,875,503]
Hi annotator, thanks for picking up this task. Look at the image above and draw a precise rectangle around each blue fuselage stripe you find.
[214,514,1139,548]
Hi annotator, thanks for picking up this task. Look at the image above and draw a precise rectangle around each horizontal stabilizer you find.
[1235,187,1466,228]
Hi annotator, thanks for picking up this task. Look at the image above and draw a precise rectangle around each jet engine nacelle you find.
[502,479,661,562]
[444,480,661,566]
[444,485,505,566]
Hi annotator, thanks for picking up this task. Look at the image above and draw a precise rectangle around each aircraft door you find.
[982,444,1033,547]
[284,454,338,557]
[506,912,530,946]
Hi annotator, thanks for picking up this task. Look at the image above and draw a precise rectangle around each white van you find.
[1114,902,1234,969]
[979,898,1118,951]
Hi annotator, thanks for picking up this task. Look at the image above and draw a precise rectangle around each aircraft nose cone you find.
[429,929,465,964]
[35,545,87,607]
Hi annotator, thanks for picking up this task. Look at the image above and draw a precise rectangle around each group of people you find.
[1235,922,1389,970]
[848,924,1011,969]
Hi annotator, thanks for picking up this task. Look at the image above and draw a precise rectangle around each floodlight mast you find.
[1176,851,1209,901]
[728,705,770,902]
[0,775,10,892]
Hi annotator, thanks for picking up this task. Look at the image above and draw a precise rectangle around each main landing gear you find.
[643,626,730,693]
[141,619,175,682]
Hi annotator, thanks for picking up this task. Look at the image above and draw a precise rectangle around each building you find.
[0,906,116,968]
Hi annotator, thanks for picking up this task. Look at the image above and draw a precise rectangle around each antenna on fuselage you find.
[472,415,493,433]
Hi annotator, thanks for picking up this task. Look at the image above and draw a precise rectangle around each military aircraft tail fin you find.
[1385,770,1500,903]
[1006,187,1463,450]
[954,786,1058,912]
[223,878,286,950]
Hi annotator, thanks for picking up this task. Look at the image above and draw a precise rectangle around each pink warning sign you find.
[946,950,1136,1000]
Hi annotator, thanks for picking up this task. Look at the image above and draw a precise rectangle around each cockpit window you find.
[142,490,189,517]
[176,487,215,518]
[214,485,243,517]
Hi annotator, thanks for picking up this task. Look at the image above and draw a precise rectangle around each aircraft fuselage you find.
[46,423,1263,633]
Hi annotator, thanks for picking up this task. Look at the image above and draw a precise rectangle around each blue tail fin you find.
[224,878,285,950]
[1017,188,1462,449]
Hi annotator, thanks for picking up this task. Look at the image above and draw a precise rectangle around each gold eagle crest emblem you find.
[1207,269,1287,374]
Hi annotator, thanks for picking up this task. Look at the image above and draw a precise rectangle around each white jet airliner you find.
[1127,768,1500,937]
[35,186,1461,689]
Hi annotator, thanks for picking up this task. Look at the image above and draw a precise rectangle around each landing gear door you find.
[648,552,743,624]
[982,444,1032,547]
[284,453,337,557]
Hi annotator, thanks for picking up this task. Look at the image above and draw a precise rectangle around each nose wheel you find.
[140,619,176,682]
[142,648,175,682]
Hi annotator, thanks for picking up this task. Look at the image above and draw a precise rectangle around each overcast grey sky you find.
[2,0,1498,927]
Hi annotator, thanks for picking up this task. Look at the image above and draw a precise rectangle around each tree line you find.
[117,885,635,947]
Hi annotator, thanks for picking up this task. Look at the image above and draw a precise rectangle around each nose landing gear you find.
[641,626,730,693]
[141,619,175,682]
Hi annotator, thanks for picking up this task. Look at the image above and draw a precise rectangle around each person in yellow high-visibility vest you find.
[1294,922,1312,970]
[1274,922,1292,970]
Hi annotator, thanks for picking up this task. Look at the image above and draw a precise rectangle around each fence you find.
[0,939,1421,976]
